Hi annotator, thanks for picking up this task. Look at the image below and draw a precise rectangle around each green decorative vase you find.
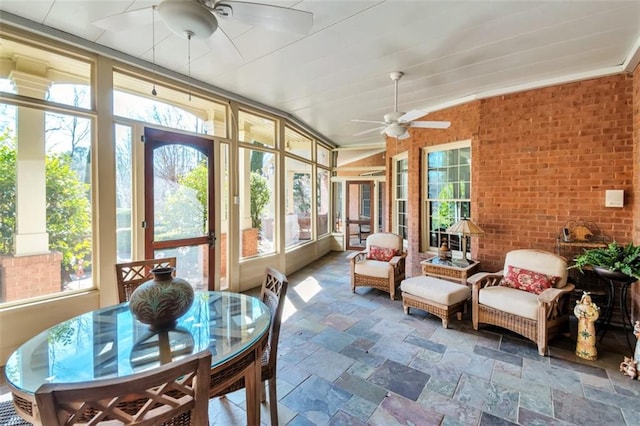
[129,267,194,330]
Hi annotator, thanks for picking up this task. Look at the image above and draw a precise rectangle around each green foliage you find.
[0,143,16,253]
[250,172,270,229]
[45,154,92,273]
[570,241,640,279]
[0,141,91,277]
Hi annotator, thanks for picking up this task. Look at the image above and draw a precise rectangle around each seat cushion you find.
[401,276,471,305]
[355,259,390,278]
[479,286,539,320]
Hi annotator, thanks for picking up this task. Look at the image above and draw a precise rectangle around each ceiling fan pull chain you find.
[151,5,157,96]
[187,32,192,101]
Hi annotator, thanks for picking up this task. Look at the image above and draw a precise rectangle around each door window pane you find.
[153,145,208,241]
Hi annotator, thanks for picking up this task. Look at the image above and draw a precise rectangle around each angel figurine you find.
[574,292,600,360]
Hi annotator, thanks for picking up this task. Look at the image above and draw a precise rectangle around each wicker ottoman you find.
[401,276,471,328]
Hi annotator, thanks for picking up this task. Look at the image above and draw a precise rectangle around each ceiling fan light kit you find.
[352,71,451,139]
[158,0,218,39]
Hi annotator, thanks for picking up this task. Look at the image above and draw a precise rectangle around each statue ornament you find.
[574,292,599,361]
[634,320,640,365]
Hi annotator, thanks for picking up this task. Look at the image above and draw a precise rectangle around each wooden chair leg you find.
[269,378,278,426]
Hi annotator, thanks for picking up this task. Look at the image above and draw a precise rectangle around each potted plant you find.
[570,241,640,280]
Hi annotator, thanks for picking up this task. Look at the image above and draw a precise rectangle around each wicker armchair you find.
[348,232,406,300]
[468,249,574,356]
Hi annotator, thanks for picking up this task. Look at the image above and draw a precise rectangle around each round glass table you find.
[4,291,271,425]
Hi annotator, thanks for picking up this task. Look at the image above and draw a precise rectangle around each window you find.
[239,147,276,258]
[285,126,312,160]
[393,154,408,240]
[113,72,226,137]
[285,157,312,247]
[238,110,275,147]
[423,142,471,252]
[360,184,371,218]
[317,168,330,236]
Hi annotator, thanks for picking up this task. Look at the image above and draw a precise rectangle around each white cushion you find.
[355,260,390,278]
[366,233,403,253]
[401,276,471,306]
[503,249,568,288]
[479,286,539,320]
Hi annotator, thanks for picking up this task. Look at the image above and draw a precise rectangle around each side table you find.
[421,257,480,285]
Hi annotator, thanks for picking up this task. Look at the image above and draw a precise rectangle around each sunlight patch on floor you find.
[293,276,321,303]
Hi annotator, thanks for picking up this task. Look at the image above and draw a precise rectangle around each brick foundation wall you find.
[0,252,63,302]
[242,227,259,258]
[388,74,635,278]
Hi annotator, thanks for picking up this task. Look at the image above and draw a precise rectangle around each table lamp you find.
[446,218,484,263]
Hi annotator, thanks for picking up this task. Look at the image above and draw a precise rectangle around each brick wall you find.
[632,65,640,319]
[0,252,62,302]
[387,74,635,277]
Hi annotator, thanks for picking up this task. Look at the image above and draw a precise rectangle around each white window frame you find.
[392,152,408,241]
[421,140,472,254]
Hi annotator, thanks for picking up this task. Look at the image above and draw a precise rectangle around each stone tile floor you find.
[2,250,640,425]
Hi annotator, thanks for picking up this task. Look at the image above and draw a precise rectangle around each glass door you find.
[346,180,374,251]
[144,128,214,291]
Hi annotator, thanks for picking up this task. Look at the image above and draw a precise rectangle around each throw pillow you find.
[367,245,396,262]
[501,266,560,295]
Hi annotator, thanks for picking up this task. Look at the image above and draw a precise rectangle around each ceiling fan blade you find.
[352,119,385,125]
[409,121,451,129]
[354,126,385,136]
[213,1,313,34]
[398,109,428,123]
[205,26,242,63]
[93,7,153,32]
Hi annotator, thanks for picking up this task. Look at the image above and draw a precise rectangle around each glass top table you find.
[4,291,271,424]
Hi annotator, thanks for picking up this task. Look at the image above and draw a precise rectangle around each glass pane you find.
[153,145,208,241]
[220,143,229,289]
[240,147,276,258]
[317,168,330,236]
[115,124,133,262]
[317,145,330,167]
[285,127,312,160]
[113,72,224,136]
[154,244,208,291]
[0,36,92,108]
[285,157,312,247]
[45,112,93,290]
[238,110,276,147]
[333,182,342,233]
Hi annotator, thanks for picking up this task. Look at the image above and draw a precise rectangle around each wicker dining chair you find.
[210,267,289,426]
[115,257,176,303]
[35,350,211,426]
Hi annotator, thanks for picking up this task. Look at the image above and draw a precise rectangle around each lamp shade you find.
[446,218,484,236]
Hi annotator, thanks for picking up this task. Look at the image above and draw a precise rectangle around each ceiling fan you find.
[93,0,314,60]
[353,71,451,140]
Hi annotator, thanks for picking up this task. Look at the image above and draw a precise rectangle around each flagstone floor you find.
[2,250,640,425]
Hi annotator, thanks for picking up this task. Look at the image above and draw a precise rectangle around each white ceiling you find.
[1,0,640,158]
